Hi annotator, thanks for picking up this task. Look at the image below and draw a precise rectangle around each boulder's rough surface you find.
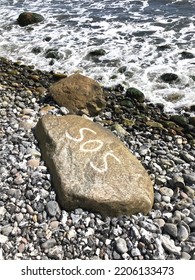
[35,115,154,217]
[17,12,44,27]
[49,73,106,116]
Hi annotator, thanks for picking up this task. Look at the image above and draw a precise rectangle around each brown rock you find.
[17,12,44,27]
[27,159,40,168]
[49,73,106,116]
[35,115,154,217]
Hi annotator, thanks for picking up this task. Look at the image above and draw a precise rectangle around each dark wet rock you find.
[125,87,145,103]
[189,117,195,126]
[88,49,106,57]
[118,66,127,73]
[170,115,189,127]
[45,49,61,60]
[17,12,44,27]
[160,73,179,83]
[32,46,42,54]
[157,44,172,51]
[180,51,194,59]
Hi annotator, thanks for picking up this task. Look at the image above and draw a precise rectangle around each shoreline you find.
[0,56,195,260]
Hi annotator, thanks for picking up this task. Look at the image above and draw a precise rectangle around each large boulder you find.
[17,12,44,27]
[49,73,106,116]
[35,115,154,217]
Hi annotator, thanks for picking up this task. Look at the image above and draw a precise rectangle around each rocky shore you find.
[0,56,195,260]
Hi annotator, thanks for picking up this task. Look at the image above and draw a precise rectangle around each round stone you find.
[163,223,177,238]
[46,201,60,217]
[115,238,128,254]
[177,223,189,241]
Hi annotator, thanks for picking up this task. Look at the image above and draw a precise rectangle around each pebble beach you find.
[0,57,195,260]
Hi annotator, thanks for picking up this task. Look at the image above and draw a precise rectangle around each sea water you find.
[0,0,194,113]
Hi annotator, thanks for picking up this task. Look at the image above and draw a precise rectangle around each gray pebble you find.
[177,222,189,241]
[46,201,60,217]
[181,252,191,260]
[0,234,8,244]
[115,238,128,254]
[161,235,181,255]
[159,187,174,197]
[112,250,121,260]
[183,173,195,185]
[163,223,177,238]
[131,247,141,257]
[1,225,13,236]
[41,238,57,249]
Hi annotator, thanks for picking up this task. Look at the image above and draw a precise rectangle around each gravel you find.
[0,57,195,260]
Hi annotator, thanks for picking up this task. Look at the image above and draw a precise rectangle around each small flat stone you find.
[181,252,191,260]
[0,234,8,244]
[46,201,60,217]
[1,225,13,236]
[131,248,141,257]
[159,187,174,197]
[115,238,128,254]
[67,228,77,240]
[26,204,34,215]
[183,173,195,185]
[177,222,189,241]
[161,235,181,255]
[35,115,154,217]
[0,248,4,260]
[163,223,177,238]
[0,206,6,217]
[41,238,57,249]
[173,175,185,188]
[27,159,40,168]
[180,151,195,163]
[49,221,59,230]
[18,243,26,253]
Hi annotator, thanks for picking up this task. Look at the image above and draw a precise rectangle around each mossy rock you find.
[123,118,135,127]
[160,120,177,128]
[170,115,189,127]
[160,73,179,83]
[146,121,164,129]
[52,73,68,81]
[110,123,128,135]
[7,70,20,75]
[125,87,145,103]
[120,99,134,108]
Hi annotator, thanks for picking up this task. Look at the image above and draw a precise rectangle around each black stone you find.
[160,73,178,83]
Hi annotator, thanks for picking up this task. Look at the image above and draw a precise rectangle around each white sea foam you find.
[0,0,195,113]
